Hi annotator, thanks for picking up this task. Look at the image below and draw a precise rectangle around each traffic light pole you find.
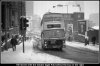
[22,18,25,53]
[20,17,29,53]
[22,30,25,53]
[21,2,25,53]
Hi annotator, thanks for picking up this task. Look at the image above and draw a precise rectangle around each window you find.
[43,17,62,22]
[47,24,61,28]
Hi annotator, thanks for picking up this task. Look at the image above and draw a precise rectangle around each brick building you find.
[1,1,26,45]
[62,12,84,42]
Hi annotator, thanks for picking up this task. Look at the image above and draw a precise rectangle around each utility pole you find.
[66,5,68,13]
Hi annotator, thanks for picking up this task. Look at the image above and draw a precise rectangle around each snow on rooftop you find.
[92,26,99,30]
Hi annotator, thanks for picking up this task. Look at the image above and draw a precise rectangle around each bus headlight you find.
[63,40,65,43]
[44,43,47,47]
[45,41,47,44]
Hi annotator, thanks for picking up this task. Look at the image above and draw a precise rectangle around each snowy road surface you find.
[1,38,77,63]
[1,38,99,63]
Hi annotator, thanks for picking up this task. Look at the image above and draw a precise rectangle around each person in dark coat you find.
[1,35,5,45]
[10,35,18,51]
[85,36,89,46]
[92,36,96,46]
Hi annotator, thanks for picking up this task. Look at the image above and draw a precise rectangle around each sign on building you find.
[67,24,73,35]
[78,20,86,35]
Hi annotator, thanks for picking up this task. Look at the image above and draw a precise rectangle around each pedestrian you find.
[10,35,18,51]
[85,36,89,46]
[68,36,71,41]
[1,35,5,46]
[92,36,96,46]
[15,35,19,45]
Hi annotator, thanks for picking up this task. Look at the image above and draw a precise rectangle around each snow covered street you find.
[1,37,99,63]
[1,38,77,63]
[1,0,99,64]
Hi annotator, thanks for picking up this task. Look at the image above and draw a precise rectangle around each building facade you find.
[1,1,26,45]
[62,12,85,42]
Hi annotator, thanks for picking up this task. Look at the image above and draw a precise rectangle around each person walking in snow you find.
[85,36,89,46]
[92,36,96,46]
[10,35,18,51]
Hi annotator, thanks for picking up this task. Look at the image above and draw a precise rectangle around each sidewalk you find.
[65,41,99,51]
[1,39,34,63]
[1,38,22,52]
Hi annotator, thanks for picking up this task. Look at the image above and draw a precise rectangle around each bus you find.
[41,12,65,50]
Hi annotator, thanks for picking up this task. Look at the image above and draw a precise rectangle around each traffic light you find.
[20,17,29,31]
[20,17,24,31]
[23,18,29,30]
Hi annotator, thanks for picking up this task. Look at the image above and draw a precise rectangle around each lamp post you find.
[63,5,68,13]
[66,5,68,13]
[72,4,81,12]
[53,4,69,13]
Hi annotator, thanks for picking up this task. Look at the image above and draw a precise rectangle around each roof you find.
[91,26,99,30]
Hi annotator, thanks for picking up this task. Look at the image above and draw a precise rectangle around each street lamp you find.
[53,4,69,13]
[72,4,81,12]
[62,5,68,13]
[53,2,81,13]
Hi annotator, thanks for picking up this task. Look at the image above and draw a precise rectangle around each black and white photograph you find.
[0,1,99,64]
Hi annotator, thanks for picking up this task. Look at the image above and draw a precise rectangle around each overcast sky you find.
[34,1,99,19]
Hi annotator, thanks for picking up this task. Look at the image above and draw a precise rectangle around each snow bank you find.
[65,41,99,51]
